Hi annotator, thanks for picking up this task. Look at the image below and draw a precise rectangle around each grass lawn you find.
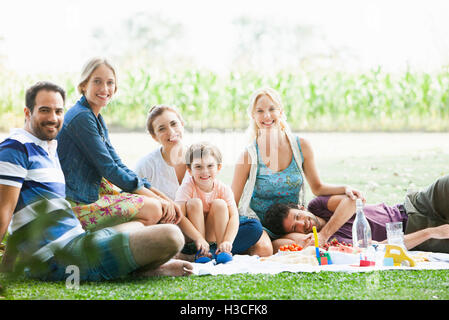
[2,270,449,300]
[1,132,449,301]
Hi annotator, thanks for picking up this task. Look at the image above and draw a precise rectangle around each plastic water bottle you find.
[352,198,372,249]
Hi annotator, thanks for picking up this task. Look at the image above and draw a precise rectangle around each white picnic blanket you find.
[191,251,449,276]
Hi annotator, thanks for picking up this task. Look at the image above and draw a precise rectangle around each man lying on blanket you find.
[263,175,449,253]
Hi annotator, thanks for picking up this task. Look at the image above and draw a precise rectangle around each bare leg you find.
[133,196,163,226]
[177,199,212,258]
[171,202,195,262]
[128,224,193,277]
[247,231,273,257]
[205,199,229,247]
[185,198,205,237]
[141,259,194,277]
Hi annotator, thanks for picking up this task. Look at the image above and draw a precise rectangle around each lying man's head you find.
[264,202,321,235]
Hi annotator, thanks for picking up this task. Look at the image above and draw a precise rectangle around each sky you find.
[1,0,449,74]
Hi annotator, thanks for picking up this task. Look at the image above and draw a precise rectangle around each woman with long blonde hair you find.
[231,87,364,255]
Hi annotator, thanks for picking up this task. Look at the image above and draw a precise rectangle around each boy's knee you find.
[186,198,203,211]
[210,199,227,210]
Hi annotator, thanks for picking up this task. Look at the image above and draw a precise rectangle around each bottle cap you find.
[356,198,363,207]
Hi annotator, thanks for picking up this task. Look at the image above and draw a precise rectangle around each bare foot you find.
[142,259,194,277]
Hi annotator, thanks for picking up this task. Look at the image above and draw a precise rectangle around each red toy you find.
[359,259,375,267]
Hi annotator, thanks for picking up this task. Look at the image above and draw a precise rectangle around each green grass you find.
[2,271,449,300]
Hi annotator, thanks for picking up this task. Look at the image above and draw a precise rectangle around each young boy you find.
[175,142,239,263]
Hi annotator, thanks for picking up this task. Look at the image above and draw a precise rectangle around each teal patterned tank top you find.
[249,136,304,223]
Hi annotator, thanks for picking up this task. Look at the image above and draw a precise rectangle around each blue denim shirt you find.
[57,96,151,203]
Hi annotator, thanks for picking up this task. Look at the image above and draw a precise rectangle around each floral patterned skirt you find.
[69,178,144,231]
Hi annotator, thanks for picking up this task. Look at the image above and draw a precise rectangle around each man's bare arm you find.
[0,184,21,272]
[403,224,449,250]
[318,195,356,245]
[303,195,357,247]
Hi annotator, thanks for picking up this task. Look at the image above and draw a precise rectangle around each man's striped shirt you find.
[0,129,84,262]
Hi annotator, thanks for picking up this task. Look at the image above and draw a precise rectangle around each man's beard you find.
[31,121,61,141]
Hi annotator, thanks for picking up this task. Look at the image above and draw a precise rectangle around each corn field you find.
[1,66,449,132]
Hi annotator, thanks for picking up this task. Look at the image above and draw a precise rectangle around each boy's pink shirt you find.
[175,175,237,213]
